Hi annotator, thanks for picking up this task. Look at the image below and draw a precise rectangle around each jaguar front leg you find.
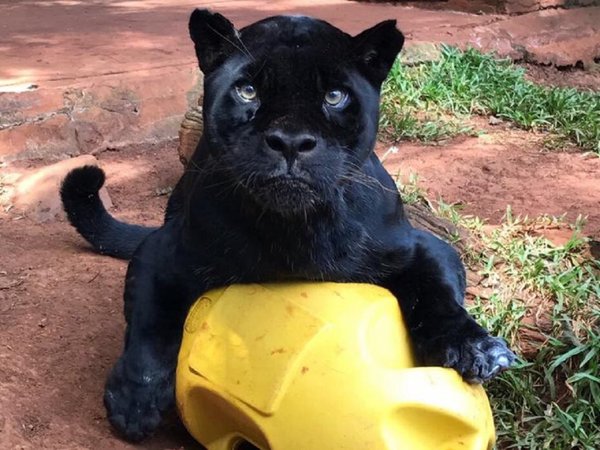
[103,231,198,442]
[384,228,515,383]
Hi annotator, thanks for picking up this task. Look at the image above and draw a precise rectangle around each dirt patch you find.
[1,130,599,448]
[381,126,600,238]
[359,0,599,14]
[522,62,600,90]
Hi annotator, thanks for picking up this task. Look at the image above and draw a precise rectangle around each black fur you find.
[62,10,515,442]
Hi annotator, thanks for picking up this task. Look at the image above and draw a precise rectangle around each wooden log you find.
[405,203,471,254]
[177,106,203,166]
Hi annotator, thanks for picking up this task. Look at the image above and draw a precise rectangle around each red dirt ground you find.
[2,123,599,449]
[0,143,200,450]
[382,125,600,238]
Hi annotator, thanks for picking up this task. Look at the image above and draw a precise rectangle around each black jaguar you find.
[61,9,515,442]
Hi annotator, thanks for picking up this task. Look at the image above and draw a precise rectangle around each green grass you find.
[397,176,600,449]
[446,208,599,449]
[477,222,599,449]
[395,171,428,205]
[381,46,600,153]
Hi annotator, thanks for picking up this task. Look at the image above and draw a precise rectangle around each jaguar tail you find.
[60,165,156,260]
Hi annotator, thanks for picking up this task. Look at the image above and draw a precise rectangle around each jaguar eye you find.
[236,84,257,102]
[324,89,347,107]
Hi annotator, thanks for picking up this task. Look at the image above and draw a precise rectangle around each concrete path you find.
[1,0,598,162]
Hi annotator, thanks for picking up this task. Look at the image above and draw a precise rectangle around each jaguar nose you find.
[265,129,317,157]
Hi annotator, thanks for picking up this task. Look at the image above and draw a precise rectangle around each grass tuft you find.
[381,46,600,153]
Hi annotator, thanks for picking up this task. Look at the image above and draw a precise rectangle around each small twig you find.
[87,272,100,283]
[0,279,24,290]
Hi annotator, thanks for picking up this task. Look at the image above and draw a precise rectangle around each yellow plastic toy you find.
[176,283,496,450]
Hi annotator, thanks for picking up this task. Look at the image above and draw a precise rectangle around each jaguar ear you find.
[352,20,404,87]
[189,9,242,74]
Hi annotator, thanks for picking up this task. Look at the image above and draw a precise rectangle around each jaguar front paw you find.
[104,358,175,442]
[416,330,516,383]
[442,334,516,383]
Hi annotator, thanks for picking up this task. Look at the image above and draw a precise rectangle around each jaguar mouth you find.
[251,176,321,214]
[264,176,311,190]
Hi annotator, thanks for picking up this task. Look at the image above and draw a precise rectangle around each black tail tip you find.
[60,165,106,198]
